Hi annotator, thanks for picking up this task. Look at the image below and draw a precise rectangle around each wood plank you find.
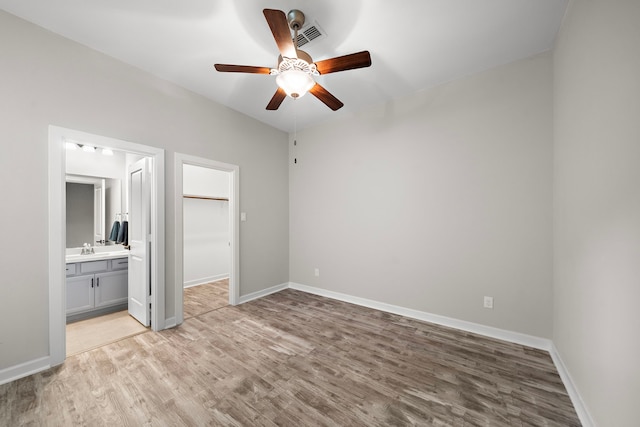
[183,279,229,319]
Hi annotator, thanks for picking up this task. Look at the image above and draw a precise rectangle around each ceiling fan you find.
[214,8,372,111]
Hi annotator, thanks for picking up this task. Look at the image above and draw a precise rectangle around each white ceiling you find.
[0,0,568,132]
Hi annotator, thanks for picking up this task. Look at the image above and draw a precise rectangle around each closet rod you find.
[183,194,229,201]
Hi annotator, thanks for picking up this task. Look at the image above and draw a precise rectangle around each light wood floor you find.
[184,279,229,319]
[1,289,580,426]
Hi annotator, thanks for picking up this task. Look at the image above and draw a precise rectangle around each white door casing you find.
[43,125,164,381]
[128,158,151,326]
[174,153,240,327]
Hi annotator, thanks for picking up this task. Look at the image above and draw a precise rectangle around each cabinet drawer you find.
[79,260,109,274]
[65,263,77,276]
[111,258,129,270]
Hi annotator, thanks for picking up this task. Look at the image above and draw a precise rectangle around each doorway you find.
[48,126,165,366]
[64,145,152,355]
[182,164,230,318]
[174,153,239,325]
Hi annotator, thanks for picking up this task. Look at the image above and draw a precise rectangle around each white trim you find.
[549,344,596,427]
[48,127,67,366]
[174,153,240,327]
[288,282,552,350]
[184,275,229,288]
[238,283,289,304]
[0,357,51,386]
[48,126,166,369]
[151,151,166,331]
[164,316,177,329]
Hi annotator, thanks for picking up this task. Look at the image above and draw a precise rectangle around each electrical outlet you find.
[484,296,494,309]
[314,268,320,277]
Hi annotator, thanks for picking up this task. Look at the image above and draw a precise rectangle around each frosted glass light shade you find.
[276,70,315,99]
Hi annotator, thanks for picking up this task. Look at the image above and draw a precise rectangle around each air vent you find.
[295,21,327,48]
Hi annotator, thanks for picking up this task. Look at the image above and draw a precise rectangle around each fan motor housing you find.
[276,50,317,75]
[278,50,313,65]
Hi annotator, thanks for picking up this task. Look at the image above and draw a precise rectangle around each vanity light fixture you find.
[65,141,78,150]
[101,148,114,156]
[82,145,96,153]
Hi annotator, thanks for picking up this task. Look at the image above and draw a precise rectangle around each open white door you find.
[128,158,151,326]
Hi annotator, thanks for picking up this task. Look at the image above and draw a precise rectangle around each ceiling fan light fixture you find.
[215,9,370,111]
[276,69,315,99]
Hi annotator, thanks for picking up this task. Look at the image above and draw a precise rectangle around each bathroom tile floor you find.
[66,310,148,356]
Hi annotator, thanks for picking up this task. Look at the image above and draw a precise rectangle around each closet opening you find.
[174,153,239,325]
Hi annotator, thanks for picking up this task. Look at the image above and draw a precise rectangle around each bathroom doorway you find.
[64,144,151,355]
[174,153,239,325]
[48,126,165,366]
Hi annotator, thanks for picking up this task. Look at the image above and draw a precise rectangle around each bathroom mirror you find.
[66,175,122,248]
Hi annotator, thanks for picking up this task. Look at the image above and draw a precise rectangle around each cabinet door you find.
[95,270,128,308]
[66,275,95,314]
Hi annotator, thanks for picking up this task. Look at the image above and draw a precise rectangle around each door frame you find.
[48,125,165,366]
[174,153,239,325]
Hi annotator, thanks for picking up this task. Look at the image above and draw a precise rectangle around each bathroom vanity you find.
[65,251,128,322]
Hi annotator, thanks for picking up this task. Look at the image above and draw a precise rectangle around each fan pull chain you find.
[293,20,300,165]
[293,103,298,164]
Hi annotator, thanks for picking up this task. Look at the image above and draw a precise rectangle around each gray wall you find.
[0,10,289,370]
[290,53,554,338]
[553,0,640,425]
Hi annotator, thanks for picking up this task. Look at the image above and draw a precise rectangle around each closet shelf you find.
[183,194,229,202]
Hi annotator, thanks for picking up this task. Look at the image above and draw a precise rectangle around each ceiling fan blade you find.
[309,84,344,111]
[263,9,297,59]
[315,51,372,75]
[266,87,287,110]
[214,64,272,74]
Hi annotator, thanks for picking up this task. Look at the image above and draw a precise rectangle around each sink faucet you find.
[81,243,95,255]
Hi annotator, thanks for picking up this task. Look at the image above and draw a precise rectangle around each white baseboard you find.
[184,274,229,288]
[0,356,51,386]
[549,344,596,427]
[288,282,551,350]
[164,316,177,329]
[238,282,289,305]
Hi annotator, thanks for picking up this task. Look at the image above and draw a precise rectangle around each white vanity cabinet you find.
[66,257,128,319]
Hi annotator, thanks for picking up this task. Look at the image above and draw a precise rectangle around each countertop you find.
[65,249,129,263]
